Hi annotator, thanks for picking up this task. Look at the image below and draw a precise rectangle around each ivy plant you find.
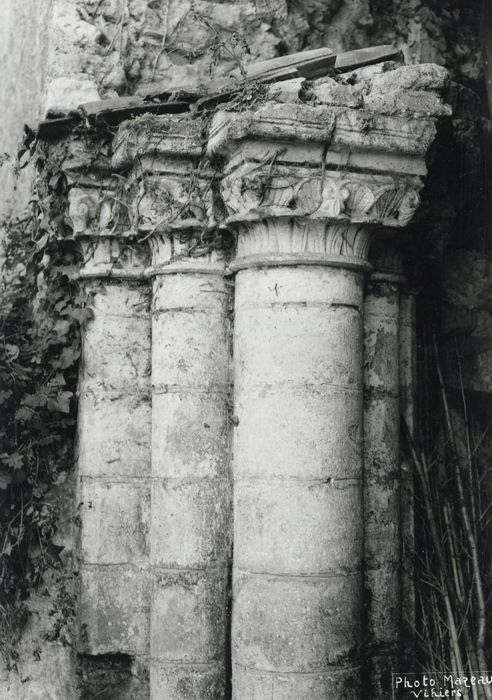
[0,141,91,650]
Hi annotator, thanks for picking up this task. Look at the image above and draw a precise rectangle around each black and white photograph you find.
[0,1,491,698]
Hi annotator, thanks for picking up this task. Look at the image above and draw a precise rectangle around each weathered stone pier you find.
[54,62,451,699]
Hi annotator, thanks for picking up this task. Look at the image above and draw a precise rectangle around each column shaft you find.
[150,263,231,699]
[363,269,401,697]
[77,272,151,659]
[232,253,365,698]
[399,290,418,669]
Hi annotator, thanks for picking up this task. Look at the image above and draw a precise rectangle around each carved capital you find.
[112,116,225,277]
[67,180,148,279]
[78,237,149,279]
[113,115,215,237]
[68,183,130,239]
[60,65,447,280]
[130,166,214,237]
[230,219,372,272]
[219,158,422,230]
[207,87,443,272]
[146,230,227,276]
[58,131,148,280]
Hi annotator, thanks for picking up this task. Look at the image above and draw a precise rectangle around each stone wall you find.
[0,1,485,145]
[0,0,52,217]
[0,0,485,211]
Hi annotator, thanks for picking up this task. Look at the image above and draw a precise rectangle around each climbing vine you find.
[0,24,260,642]
[0,141,92,657]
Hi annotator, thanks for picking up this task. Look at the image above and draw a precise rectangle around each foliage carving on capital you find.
[68,185,129,238]
[146,227,228,276]
[67,186,148,279]
[231,219,373,271]
[296,178,351,218]
[220,159,422,229]
[79,237,149,279]
[68,188,99,236]
[132,169,214,235]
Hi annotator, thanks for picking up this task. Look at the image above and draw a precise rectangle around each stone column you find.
[113,116,232,699]
[208,75,441,697]
[230,219,369,698]
[69,179,152,665]
[399,285,418,670]
[148,242,231,700]
[363,239,403,697]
